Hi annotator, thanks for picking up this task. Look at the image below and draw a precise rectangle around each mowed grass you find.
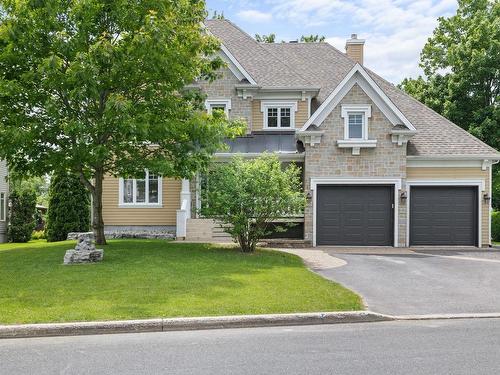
[0,240,362,324]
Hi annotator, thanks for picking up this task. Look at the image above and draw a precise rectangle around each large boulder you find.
[64,233,103,265]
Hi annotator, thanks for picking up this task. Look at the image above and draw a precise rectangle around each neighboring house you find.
[0,160,8,243]
[101,19,500,247]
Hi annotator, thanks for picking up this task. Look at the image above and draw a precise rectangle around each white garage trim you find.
[310,177,402,247]
[406,180,485,247]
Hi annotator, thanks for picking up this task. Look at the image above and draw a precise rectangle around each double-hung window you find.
[205,99,231,117]
[262,101,297,130]
[0,192,5,221]
[120,171,162,207]
[347,112,364,139]
[341,105,371,140]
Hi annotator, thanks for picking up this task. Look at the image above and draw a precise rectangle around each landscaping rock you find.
[64,233,103,265]
[67,231,94,241]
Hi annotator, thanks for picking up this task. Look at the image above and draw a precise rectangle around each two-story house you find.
[101,19,500,248]
[0,160,8,242]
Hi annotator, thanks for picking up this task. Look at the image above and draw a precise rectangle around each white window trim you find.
[0,192,5,221]
[261,101,298,130]
[405,180,485,248]
[119,172,163,208]
[310,177,401,248]
[205,99,232,117]
[341,104,371,140]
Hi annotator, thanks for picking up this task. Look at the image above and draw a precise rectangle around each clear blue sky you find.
[205,0,458,83]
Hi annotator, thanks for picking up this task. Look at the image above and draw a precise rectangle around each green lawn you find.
[0,240,362,324]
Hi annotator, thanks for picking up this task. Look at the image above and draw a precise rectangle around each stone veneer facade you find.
[197,67,252,131]
[303,84,408,246]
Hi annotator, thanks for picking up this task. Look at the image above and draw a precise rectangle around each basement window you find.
[119,171,162,207]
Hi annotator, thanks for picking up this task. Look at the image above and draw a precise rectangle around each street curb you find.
[394,313,500,321]
[0,311,391,339]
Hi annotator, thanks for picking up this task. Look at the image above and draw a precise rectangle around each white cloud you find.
[275,0,457,82]
[236,9,273,23]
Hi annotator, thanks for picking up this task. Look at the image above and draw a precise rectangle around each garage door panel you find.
[317,185,393,246]
[410,186,477,246]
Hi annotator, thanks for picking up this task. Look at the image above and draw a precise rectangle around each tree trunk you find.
[92,169,107,245]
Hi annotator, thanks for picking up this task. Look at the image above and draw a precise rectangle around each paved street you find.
[1,319,500,374]
[319,250,500,315]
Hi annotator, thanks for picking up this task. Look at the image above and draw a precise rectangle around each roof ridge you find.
[207,19,311,86]
[366,68,499,154]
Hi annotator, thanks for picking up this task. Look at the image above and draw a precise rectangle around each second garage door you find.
[316,185,394,246]
[409,186,478,246]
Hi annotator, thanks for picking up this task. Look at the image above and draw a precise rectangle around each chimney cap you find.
[346,33,365,46]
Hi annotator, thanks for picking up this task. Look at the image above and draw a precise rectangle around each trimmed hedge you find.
[46,173,90,242]
[8,190,37,243]
[492,211,500,242]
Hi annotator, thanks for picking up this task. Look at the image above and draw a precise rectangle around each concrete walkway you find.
[277,248,346,270]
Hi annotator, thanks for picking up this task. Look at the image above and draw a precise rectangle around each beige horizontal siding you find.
[407,167,491,246]
[252,100,309,131]
[102,176,181,226]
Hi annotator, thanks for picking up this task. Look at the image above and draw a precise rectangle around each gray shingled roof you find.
[205,20,499,157]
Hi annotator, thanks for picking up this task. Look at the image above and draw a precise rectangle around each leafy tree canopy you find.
[399,0,499,209]
[255,33,276,43]
[201,155,305,253]
[0,0,244,244]
[300,34,326,43]
[399,0,499,150]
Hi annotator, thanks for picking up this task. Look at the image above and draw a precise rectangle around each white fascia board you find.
[300,64,416,131]
[407,155,500,161]
[219,44,257,85]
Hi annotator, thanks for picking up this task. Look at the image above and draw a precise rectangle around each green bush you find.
[31,230,47,240]
[492,211,500,242]
[46,173,90,242]
[8,190,37,243]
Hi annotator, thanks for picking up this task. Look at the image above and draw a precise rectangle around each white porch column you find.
[176,179,191,239]
[180,178,191,219]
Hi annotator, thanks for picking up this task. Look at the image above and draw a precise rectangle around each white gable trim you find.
[300,64,416,132]
[219,44,257,85]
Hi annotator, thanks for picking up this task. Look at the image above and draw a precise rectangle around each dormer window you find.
[205,99,232,117]
[261,101,298,130]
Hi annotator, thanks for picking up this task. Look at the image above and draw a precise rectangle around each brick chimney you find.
[345,34,365,65]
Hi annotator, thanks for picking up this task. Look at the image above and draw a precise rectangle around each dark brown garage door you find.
[316,185,394,246]
[410,186,478,246]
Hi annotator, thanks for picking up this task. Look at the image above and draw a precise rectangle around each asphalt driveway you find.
[318,249,500,315]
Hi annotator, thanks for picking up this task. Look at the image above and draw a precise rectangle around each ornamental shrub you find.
[46,173,90,242]
[492,211,500,243]
[8,190,37,243]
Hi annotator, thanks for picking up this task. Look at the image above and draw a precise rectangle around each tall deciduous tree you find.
[0,0,243,244]
[399,0,499,207]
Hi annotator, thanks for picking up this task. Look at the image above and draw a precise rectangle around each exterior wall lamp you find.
[483,193,491,202]
[306,191,313,200]
[400,191,408,201]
